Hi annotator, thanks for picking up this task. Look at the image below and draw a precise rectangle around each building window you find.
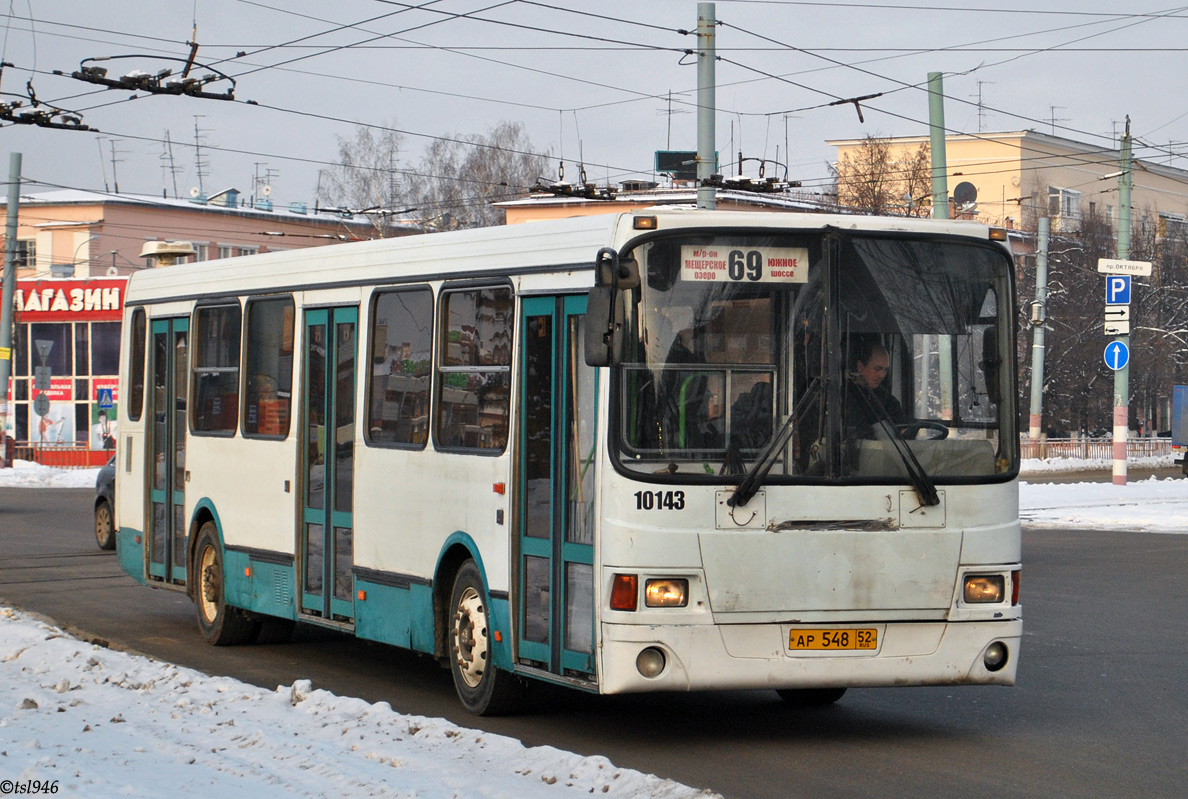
[435,286,512,452]
[1158,212,1187,240]
[217,246,233,260]
[29,323,72,375]
[237,246,259,257]
[193,244,209,262]
[368,287,433,447]
[14,239,35,268]
[192,303,241,434]
[1048,186,1082,232]
[91,322,121,375]
[242,296,294,438]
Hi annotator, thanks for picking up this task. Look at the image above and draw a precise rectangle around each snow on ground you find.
[0,606,715,798]
[1,456,1186,795]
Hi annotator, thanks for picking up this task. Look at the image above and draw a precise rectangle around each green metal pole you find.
[928,72,949,221]
[696,3,716,210]
[0,153,22,465]
[928,73,954,419]
[1113,119,1132,485]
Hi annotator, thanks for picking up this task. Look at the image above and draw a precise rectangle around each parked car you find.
[95,456,116,550]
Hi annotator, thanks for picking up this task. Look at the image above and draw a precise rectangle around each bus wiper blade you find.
[728,378,820,509]
[855,388,940,507]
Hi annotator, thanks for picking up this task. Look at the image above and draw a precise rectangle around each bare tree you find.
[320,123,408,238]
[408,121,548,230]
[835,135,931,216]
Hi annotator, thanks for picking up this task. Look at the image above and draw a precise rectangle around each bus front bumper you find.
[598,619,1021,695]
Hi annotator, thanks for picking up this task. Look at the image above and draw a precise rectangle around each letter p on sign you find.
[1106,275,1131,305]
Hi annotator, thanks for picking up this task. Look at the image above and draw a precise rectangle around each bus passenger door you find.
[147,317,189,585]
[300,308,358,623]
[517,295,597,677]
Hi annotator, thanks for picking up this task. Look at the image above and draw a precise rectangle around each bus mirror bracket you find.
[585,248,638,367]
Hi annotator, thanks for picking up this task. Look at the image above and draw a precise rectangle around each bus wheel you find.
[194,523,257,646]
[94,499,116,550]
[776,687,847,706]
[448,560,524,715]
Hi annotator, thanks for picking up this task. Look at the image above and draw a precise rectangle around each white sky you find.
[0,1,1185,212]
[1,458,1186,794]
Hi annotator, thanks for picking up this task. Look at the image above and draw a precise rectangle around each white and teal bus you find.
[114,210,1021,714]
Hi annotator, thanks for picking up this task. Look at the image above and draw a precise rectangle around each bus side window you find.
[435,286,512,452]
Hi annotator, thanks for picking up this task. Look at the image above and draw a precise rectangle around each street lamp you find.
[72,233,99,276]
[53,234,98,278]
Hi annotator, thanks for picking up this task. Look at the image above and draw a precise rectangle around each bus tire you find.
[194,522,257,646]
[776,687,847,706]
[448,560,524,715]
[94,498,116,550]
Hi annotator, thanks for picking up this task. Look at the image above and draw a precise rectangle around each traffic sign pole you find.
[1113,121,1133,487]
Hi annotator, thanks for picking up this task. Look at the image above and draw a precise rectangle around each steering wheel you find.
[896,420,949,440]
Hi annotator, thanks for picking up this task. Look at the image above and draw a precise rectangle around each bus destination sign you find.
[681,245,810,283]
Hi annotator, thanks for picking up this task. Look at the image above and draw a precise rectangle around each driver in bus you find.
[845,339,906,438]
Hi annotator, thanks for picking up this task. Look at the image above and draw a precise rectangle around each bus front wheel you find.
[194,522,258,646]
[448,560,524,715]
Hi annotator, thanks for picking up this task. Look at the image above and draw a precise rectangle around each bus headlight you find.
[645,578,689,607]
[963,574,1005,603]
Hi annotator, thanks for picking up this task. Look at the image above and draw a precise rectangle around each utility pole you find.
[928,72,953,419]
[928,72,949,220]
[1113,118,1133,486]
[0,153,22,466]
[696,3,716,210]
[1029,218,1050,449]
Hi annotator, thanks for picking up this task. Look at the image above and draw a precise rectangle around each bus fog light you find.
[636,647,666,678]
[964,575,1004,603]
[645,578,688,607]
[983,642,1009,672]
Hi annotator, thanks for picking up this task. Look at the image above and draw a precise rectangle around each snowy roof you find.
[1,189,400,230]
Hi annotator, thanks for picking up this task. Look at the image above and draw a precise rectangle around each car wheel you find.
[94,498,116,550]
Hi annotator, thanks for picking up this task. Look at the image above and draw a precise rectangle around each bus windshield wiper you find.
[728,378,820,509]
[853,387,940,507]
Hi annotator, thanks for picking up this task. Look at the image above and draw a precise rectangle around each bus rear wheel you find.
[194,522,258,646]
[448,560,524,715]
[776,687,847,706]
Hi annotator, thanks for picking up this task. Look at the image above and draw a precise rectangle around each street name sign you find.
[1097,258,1153,276]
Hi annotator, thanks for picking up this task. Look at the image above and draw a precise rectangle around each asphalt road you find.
[2,487,1187,799]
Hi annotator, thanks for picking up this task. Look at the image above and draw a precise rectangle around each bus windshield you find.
[613,231,1017,484]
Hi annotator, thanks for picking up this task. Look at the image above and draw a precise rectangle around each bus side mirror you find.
[584,286,617,367]
[585,249,638,367]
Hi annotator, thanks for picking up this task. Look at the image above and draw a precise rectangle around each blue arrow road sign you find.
[97,388,114,409]
[1106,275,1131,305]
[1104,340,1130,371]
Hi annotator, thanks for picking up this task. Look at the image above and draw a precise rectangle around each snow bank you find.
[0,607,717,799]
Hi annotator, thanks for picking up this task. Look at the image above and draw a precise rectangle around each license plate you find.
[788,628,877,651]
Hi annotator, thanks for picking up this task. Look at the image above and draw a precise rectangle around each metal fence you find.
[1020,437,1175,460]
[9,442,111,469]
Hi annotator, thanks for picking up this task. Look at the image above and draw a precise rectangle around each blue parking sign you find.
[1106,275,1131,305]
